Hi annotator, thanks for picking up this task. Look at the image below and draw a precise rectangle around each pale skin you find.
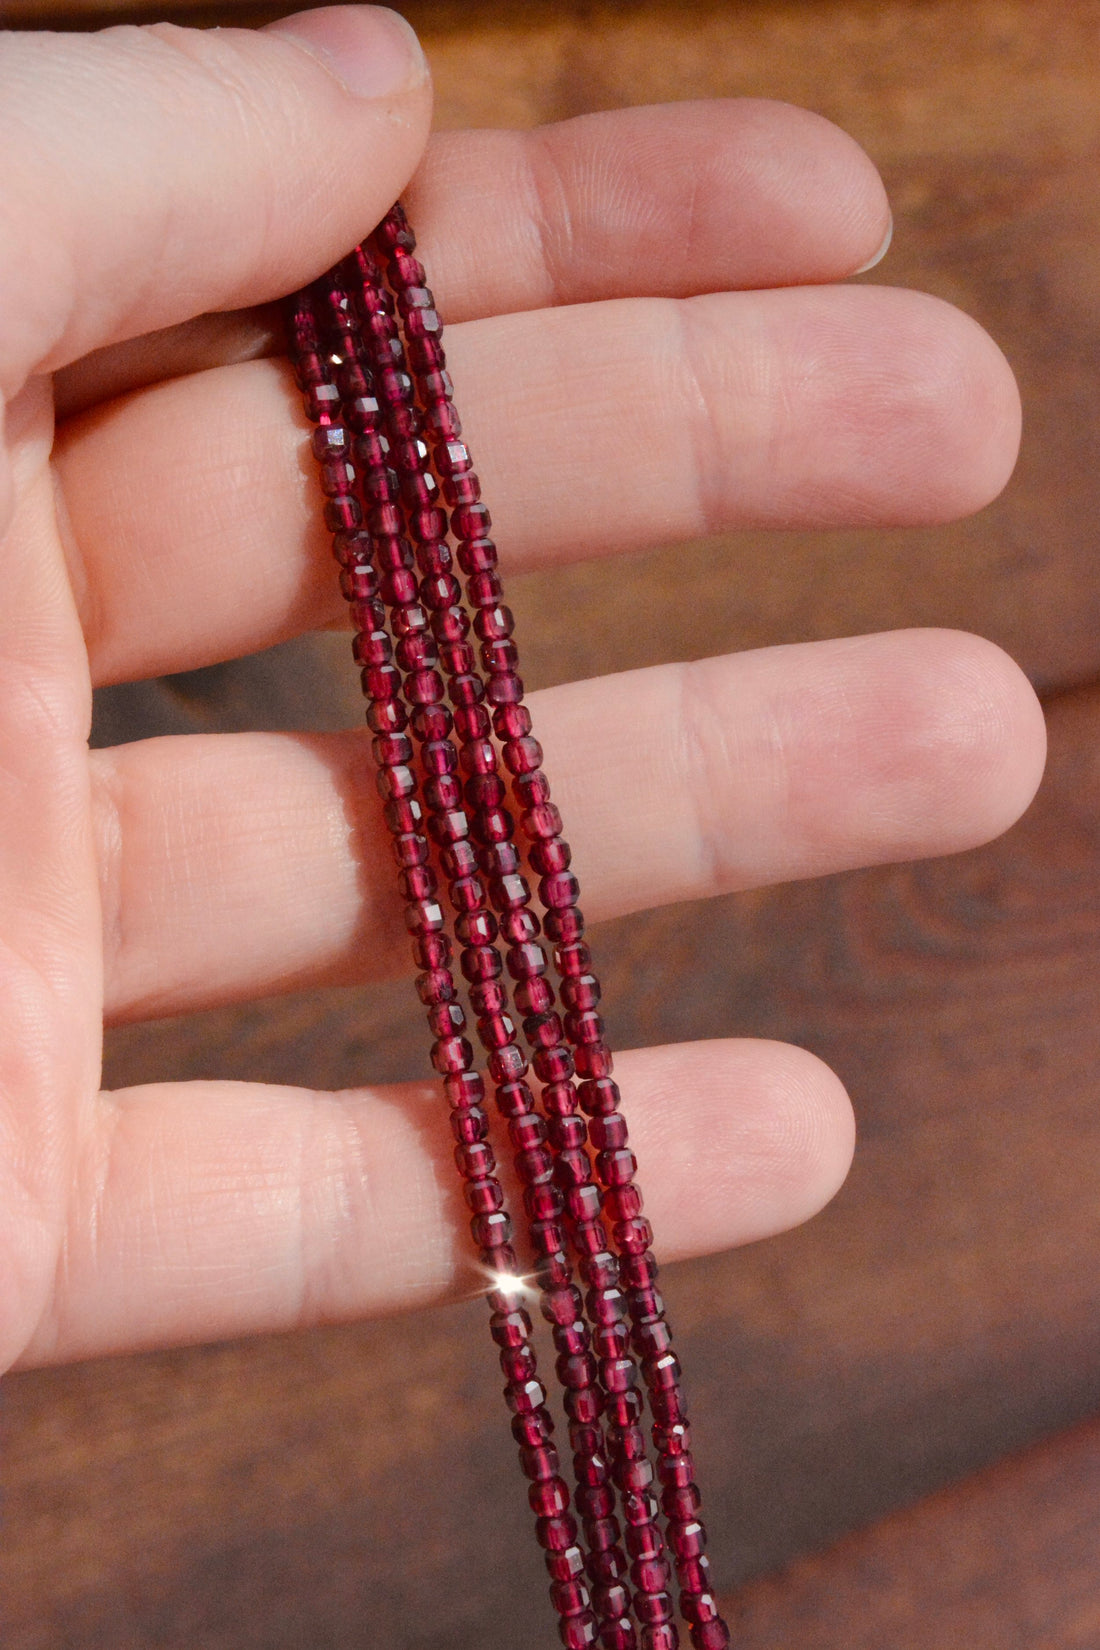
[0,6,1046,1373]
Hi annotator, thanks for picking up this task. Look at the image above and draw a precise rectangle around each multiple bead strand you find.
[284,203,730,1650]
[342,235,656,1650]
[328,250,631,1650]
[288,285,608,1650]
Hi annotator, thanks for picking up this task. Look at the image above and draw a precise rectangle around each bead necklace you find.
[284,203,730,1650]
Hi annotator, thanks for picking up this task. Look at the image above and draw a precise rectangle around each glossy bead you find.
[443,1069,483,1108]
[639,1625,679,1650]
[456,1141,495,1180]
[427,1000,464,1037]
[545,1543,585,1582]
[536,1515,579,1553]
[689,1625,730,1650]
[431,1035,473,1074]
[560,1613,599,1649]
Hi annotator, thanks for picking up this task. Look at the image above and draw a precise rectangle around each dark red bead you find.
[560,1612,599,1649]
[639,1623,679,1650]
[450,1104,489,1144]
[431,1035,473,1074]
[489,1044,528,1083]
[529,1476,571,1517]
[512,1412,555,1453]
[466,1178,505,1215]
[456,1141,495,1180]
[536,1514,579,1553]
[427,999,464,1037]
[443,1069,483,1108]
[470,980,508,1017]
[689,1625,730,1650]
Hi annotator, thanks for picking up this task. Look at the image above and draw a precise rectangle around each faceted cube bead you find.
[529,1476,571,1517]
[689,1624,730,1650]
[499,1338,539,1383]
[593,1320,626,1359]
[668,1519,707,1560]
[515,975,555,1015]
[560,1612,599,1650]
[634,1592,675,1628]
[576,1043,614,1079]
[470,980,507,1016]
[464,1178,505,1215]
[426,998,462,1038]
[487,671,524,704]
[575,1484,615,1519]
[431,1035,474,1074]
[624,1521,663,1562]
[504,1379,547,1419]
[640,1625,679,1650]
[454,704,492,742]
[455,1140,495,1180]
[473,1210,513,1249]
[415,968,454,1006]
[606,1390,644,1426]
[413,932,451,970]
[662,1485,702,1521]
[597,1149,637,1188]
[656,1448,695,1486]
[549,1578,591,1617]
[404,899,445,935]
[512,1406,554,1446]
[616,1219,655,1257]
[392,829,428,869]
[489,1044,529,1083]
[402,864,441,904]
[534,1046,575,1084]
[644,1352,682,1392]
[545,906,586,944]
[588,1113,628,1151]
[448,471,481,508]
[530,841,572,876]
[634,1320,674,1359]
[587,1544,629,1585]
[516,1146,555,1184]
[599,1617,638,1650]
[536,1514,579,1552]
[457,537,498,574]
[520,1442,561,1482]
[450,1107,491,1145]
[545,1543,585,1582]
[441,841,478,879]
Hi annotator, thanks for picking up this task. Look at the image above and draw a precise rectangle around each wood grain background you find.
[4,3,1100,1647]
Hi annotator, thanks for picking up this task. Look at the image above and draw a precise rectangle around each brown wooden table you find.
[5,3,1100,1647]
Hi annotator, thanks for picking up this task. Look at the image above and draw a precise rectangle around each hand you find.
[0,7,1044,1371]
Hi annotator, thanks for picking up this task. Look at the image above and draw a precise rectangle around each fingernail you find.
[268,5,427,99]
[855,215,893,275]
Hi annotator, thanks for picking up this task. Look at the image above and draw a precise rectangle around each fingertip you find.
[265,6,428,102]
[876,290,1022,522]
[920,629,1047,848]
[634,1038,855,1259]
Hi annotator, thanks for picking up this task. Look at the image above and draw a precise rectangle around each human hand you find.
[0,7,1044,1372]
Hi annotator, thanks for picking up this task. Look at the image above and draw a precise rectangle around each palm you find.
[0,17,1044,1375]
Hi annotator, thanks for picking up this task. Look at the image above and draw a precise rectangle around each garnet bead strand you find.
[289,294,599,1650]
[371,218,689,1645]
[286,200,731,1650]
[308,274,628,1650]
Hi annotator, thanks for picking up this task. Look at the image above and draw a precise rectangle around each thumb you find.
[0,6,432,396]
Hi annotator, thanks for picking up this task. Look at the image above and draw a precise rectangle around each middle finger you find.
[58,283,1019,686]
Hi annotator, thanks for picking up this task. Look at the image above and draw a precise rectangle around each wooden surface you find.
[5,2,1100,1648]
